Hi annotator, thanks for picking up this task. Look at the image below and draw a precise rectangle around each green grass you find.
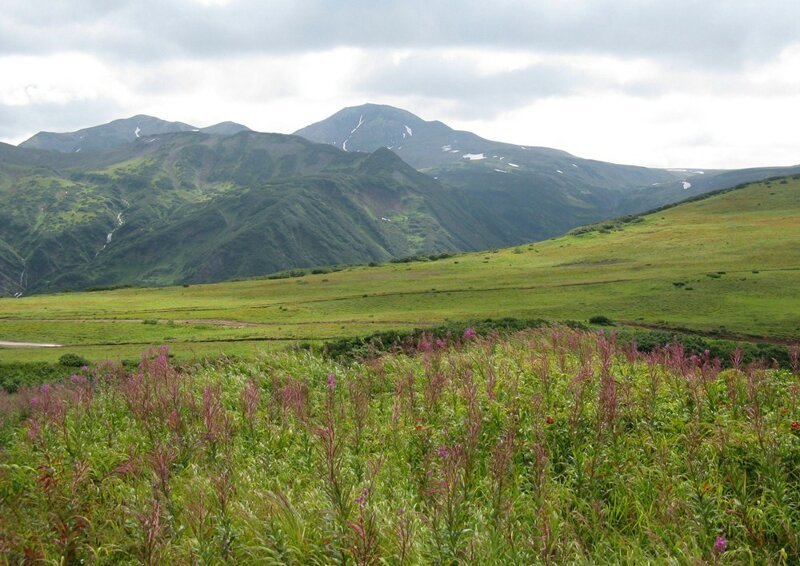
[2,328,799,562]
[1,178,799,363]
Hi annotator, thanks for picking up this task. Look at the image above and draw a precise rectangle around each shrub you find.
[58,353,89,367]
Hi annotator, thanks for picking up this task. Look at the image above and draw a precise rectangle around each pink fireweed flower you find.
[70,374,88,386]
[326,372,336,390]
[354,488,369,507]
[714,536,727,553]
[463,328,476,340]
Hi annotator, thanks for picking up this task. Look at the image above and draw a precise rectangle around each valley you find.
[1,175,797,364]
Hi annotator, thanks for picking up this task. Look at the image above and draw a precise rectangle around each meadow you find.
[2,326,799,563]
[0,177,798,364]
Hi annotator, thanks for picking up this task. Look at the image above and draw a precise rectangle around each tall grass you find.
[1,328,799,563]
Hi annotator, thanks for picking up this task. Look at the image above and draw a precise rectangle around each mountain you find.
[199,121,252,136]
[296,103,800,243]
[4,106,799,297]
[295,103,680,182]
[0,131,498,295]
[18,115,251,154]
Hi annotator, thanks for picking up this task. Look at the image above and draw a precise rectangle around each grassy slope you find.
[0,177,798,362]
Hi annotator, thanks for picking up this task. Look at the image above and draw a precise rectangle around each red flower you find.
[791,421,800,431]
[545,416,554,425]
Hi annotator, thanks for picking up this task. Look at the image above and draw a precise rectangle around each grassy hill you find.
[0,175,798,363]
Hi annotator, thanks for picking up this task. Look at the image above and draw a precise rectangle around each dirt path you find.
[0,340,62,348]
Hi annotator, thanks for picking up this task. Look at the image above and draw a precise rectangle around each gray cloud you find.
[354,55,585,117]
[1,0,799,70]
[0,98,126,142]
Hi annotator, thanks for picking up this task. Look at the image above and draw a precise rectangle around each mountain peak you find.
[18,115,255,154]
[200,121,252,136]
[294,103,452,156]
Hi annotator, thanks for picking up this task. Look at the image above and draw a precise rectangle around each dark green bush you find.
[58,353,89,367]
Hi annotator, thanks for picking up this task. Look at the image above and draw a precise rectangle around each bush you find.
[589,315,614,326]
[58,353,89,367]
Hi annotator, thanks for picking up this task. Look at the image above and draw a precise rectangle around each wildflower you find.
[545,416,554,425]
[70,374,88,386]
[714,536,727,553]
[791,421,800,431]
[435,446,450,459]
[463,328,476,340]
[327,372,336,390]
[354,488,368,507]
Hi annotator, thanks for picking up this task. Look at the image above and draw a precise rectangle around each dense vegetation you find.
[2,327,800,563]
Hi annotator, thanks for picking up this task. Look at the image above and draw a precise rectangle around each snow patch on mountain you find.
[405,125,413,137]
[462,153,486,161]
[134,127,141,138]
[342,114,365,151]
[682,181,692,190]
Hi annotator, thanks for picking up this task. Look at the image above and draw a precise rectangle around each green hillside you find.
[1,176,797,363]
[0,134,498,294]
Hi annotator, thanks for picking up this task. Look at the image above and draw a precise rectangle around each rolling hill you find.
[1,175,797,363]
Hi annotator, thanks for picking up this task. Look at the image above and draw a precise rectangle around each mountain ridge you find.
[19,115,252,154]
[3,104,800,297]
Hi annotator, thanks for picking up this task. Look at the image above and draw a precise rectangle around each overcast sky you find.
[1,0,799,168]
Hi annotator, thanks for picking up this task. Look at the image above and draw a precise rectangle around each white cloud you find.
[0,2,798,169]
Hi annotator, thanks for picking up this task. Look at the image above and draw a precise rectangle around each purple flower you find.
[436,446,450,459]
[714,536,727,553]
[463,328,476,340]
[354,488,368,507]
[326,372,336,390]
[70,374,88,386]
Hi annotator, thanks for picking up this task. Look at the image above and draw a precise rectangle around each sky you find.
[1,0,799,169]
